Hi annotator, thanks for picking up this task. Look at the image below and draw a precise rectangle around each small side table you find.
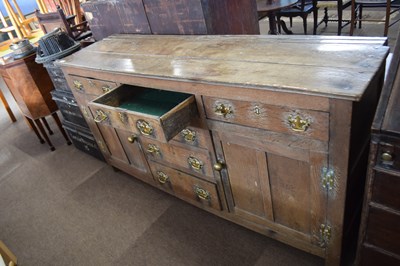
[0,52,71,151]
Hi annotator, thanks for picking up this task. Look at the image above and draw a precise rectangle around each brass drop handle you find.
[102,85,111,93]
[215,103,233,117]
[127,135,137,143]
[188,156,203,171]
[381,152,393,162]
[181,128,196,142]
[194,186,210,201]
[288,114,311,132]
[213,161,225,171]
[157,171,169,184]
[136,119,153,136]
[93,110,108,123]
[146,144,160,155]
[73,80,83,91]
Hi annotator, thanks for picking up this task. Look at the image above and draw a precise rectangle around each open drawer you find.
[88,84,197,142]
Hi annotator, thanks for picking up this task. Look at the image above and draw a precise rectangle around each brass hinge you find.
[320,224,332,247]
[321,167,335,191]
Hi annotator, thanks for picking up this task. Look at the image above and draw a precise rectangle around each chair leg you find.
[34,118,55,151]
[302,16,308,34]
[290,17,293,28]
[313,9,318,35]
[384,0,390,37]
[323,7,328,26]
[277,15,282,33]
[359,4,363,29]
[51,112,72,145]
[350,0,356,36]
[337,2,343,35]
[41,117,54,135]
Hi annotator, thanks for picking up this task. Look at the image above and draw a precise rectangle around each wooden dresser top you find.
[58,34,389,101]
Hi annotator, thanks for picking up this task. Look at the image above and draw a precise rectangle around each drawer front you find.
[359,245,400,266]
[89,85,197,142]
[149,162,221,211]
[67,75,119,96]
[140,138,214,180]
[377,142,400,171]
[171,126,210,150]
[52,92,89,128]
[365,206,400,256]
[203,96,329,141]
[371,171,400,210]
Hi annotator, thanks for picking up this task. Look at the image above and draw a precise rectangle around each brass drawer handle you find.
[215,103,232,117]
[136,119,153,136]
[194,186,210,201]
[102,85,111,93]
[157,171,169,184]
[93,110,108,123]
[127,135,137,143]
[188,156,203,171]
[181,128,196,142]
[288,114,311,132]
[73,80,83,91]
[146,144,160,156]
[381,152,393,162]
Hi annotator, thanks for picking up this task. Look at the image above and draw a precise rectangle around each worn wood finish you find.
[58,34,388,265]
[356,29,400,266]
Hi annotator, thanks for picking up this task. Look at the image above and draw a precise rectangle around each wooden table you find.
[257,0,298,34]
[0,53,70,151]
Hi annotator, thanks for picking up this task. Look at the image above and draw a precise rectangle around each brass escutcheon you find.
[146,144,160,156]
[194,186,210,201]
[119,112,128,124]
[102,85,111,93]
[288,114,311,132]
[93,110,108,123]
[188,156,203,171]
[136,120,153,136]
[73,80,83,91]
[157,171,169,184]
[181,128,196,142]
[254,106,261,115]
[214,103,233,117]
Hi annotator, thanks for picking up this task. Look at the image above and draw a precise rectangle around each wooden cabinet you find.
[81,0,259,41]
[57,34,389,265]
[356,30,400,266]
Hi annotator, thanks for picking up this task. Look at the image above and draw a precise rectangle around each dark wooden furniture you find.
[257,0,299,34]
[58,34,388,265]
[355,30,400,265]
[35,6,92,41]
[317,0,352,35]
[81,0,259,41]
[44,59,104,160]
[0,86,16,122]
[0,53,71,151]
[276,0,319,34]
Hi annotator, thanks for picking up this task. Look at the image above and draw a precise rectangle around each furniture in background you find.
[0,52,71,151]
[350,0,400,36]
[81,0,260,41]
[58,34,388,265]
[257,0,299,34]
[355,28,400,266]
[0,86,16,123]
[275,0,319,34]
[35,7,91,41]
[317,0,352,35]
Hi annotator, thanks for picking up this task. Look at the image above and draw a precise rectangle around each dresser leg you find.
[34,119,55,151]
[26,117,45,144]
[51,112,72,145]
[41,117,54,135]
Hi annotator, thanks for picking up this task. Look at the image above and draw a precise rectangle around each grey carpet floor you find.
[0,8,398,265]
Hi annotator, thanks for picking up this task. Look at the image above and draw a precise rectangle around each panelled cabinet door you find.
[213,131,328,247]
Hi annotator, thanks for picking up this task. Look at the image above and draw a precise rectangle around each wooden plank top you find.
[58,34,389,101]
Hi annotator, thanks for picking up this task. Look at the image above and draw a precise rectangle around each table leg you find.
[51,112,72,145]
[41,117,54,135]
[26,117,45,144]
[0,88,16,122]
[268,12,278,34]
[34,118,55,151]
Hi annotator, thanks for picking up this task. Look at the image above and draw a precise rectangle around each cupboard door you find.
[116,128,150,174]
[213,131,327,246]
